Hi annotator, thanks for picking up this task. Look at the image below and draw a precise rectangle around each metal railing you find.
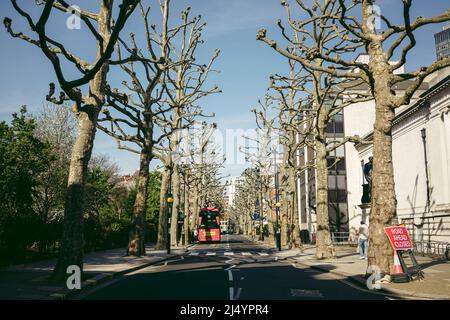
[330,232,357,245]
[413,240,450,260]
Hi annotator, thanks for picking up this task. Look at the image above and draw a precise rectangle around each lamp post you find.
[167,193,174,254]
[421,128,431,213]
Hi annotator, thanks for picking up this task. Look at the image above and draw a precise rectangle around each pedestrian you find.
[358,221,369,260]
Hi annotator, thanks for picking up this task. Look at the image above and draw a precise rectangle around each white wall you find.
[344,81,450,243]
[343,100,376,232]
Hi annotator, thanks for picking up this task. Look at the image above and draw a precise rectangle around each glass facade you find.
[435,27,450,60]
[325,111,349,233]
[297,109,349,238]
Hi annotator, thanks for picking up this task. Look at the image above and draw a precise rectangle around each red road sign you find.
[384,226,413,250]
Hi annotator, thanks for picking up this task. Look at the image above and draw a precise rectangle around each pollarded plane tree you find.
[236,166,271,240]
[239,109,278,244]
[272,67,371,258]
[96,0,194,256]
[248,67,314,250]
[152,6,221,249]
[174,122,218,238]
[266,59,311,250]
[154,118,219,249]
[174,122,225,243]
[243,96,281,246]
[232,168,260,238]
[257,0,450,272]
[4,0,140,279]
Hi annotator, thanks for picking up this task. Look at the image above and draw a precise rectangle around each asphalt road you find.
[80,234,389,300]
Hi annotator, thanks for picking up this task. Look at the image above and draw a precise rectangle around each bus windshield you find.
[198,208,220,229]
[199,216,219,229]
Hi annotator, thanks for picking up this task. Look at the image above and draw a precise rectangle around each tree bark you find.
[191,185,199,230]
[315,136,335,259]
[289,166,302,248]
[170,165,180,247]
[267,189,275,246]
[52,0,112,280]
[367,47,397,274]
[280,147,290,246]
[127,145,151,256]
[53,108,98,278]
[184,178,190,245]
[155,167,170,250]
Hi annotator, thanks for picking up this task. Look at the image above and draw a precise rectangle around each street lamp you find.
[167,193,174,254]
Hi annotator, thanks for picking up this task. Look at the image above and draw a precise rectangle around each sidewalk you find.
[0,245,189,300]
[275,244,450,299]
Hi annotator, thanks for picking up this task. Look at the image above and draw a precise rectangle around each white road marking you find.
[189,252,199,256]
[258,252,269,256]
[234,288,242,300]
[241,252,251,256]
[225,265,236,271]
[228,270,233,281]
[206,252,216,256]
[224,252,234,256]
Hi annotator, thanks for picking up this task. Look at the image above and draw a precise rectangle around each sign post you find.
[384,226,424,282]
[384,226,413,251]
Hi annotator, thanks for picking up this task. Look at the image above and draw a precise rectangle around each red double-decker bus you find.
[197,207,221,242]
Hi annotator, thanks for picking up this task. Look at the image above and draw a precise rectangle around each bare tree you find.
[4,0,140,278]
[151,5,221,249]
[257,0,450,272]
[96,0,191,256]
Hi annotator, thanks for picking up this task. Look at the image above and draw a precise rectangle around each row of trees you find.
[4,0,223,280]
[0,105,159,265]
[233,0,450,276]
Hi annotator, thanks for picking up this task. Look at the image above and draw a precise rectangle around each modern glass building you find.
[325,111,349,235]
[296,109,349,243]
[435,25,450,60]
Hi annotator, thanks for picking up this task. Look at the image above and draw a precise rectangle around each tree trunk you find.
[52,1,112,280]
[359,1,398,276]
[368,88,397,274]
[127,146,151,256]
[364,36,398,275]
[280,151,289,246]
[53,107,99,278]
[170,165,180,247]
[184,180,190,245]
[155,167,170,250]
[191,185,199,230]
[289,166,302,248]
[267,188,275,246]
[315,138,335,259]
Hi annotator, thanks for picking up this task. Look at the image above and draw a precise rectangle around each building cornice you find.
[355,73,450,149]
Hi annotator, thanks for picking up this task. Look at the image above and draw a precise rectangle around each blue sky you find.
[0,0,449,177]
